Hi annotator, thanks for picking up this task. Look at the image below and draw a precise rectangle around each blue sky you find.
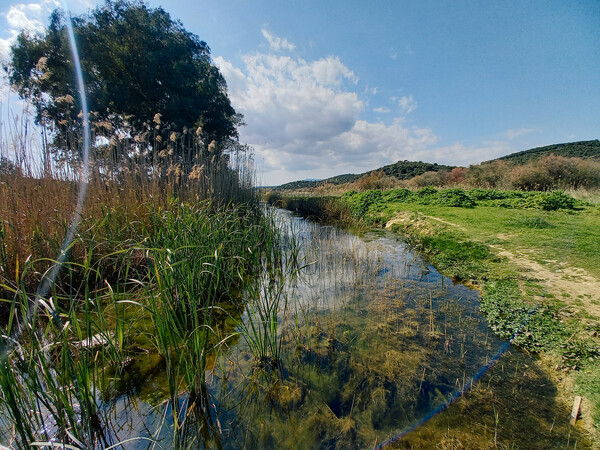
[1,0,599,185]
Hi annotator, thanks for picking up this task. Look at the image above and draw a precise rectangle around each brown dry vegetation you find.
[0,122,254,299]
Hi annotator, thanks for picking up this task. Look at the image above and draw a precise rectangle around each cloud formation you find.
[0,0,59,62]
[0,0,93,63]
[397,95,418,114]
[216,32,442,184]
[261,29,295,52]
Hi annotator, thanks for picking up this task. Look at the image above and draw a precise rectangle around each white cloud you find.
[261,29,295,52]
[216,52,362,150]
[397,95,418,114]
[0,0,61,63]
[216,48,441,185]
[373,107,390,113]
[0,37,12,62]
[505,127,536,140]
[312,56,358,85]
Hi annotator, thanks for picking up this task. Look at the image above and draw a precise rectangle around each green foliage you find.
[264,190,283,206]
[466,188,514,201]
[378,160,455,180]
[479,280,567,351]
[341,189,384,217]
[415,233,492,281]
[434,188,476,208]
[0,200,280,447]
[340,188,580,215]
[382,188,411,202]
[414,186,438,198]
[536,190,576,210]
[476,190,579,211]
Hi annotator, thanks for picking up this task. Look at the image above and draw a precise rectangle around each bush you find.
[467,188,513,200]
[407,171,443,188]
[465,160,510,188]
[436,188,476,208]
[509,154,600,191]
[264,190,282,206]
[536,190,576,211]
[383,188,411,202]
[342,189,384,216]
[444,167,466,185]
[354,170,397,191]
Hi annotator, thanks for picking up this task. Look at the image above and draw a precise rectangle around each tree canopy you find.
[8,0,240,169]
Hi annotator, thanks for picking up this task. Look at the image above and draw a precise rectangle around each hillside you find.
[275,161,454,190]
[272,140,600,190]
[488,140,600,165]
[276,173,361,190]
[378,160,455,179]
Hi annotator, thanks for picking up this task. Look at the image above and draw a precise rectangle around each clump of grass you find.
[509,216,556,229]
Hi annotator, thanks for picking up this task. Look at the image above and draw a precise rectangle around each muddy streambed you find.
[13,209,588,448]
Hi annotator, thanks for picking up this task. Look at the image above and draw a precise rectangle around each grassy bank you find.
[270,188,600,442]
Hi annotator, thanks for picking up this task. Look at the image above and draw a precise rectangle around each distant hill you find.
[272,140,599,190]
[277,173,361,190]
[377,160,455,179]
[274,160,455,190]
[487,140,600,165]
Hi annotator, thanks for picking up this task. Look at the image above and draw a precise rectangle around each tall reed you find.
[0,104,277,447]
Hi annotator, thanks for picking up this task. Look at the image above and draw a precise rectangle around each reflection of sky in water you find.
[277,209,479,312]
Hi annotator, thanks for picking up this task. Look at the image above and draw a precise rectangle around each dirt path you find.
[489,244,600,321]
[388,212,600,322]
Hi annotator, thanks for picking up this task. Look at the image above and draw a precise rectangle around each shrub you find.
[464,160,510,188]
[444,167,466,185]
[467,188,513,200]
[407,171,443,188]
[354,170,397,191]
[535,190,576,211]
[342,189,384,216]
[509,154,600,191]
[383,188,411,202]
[436,188,476,208]
[264,190,283,206]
